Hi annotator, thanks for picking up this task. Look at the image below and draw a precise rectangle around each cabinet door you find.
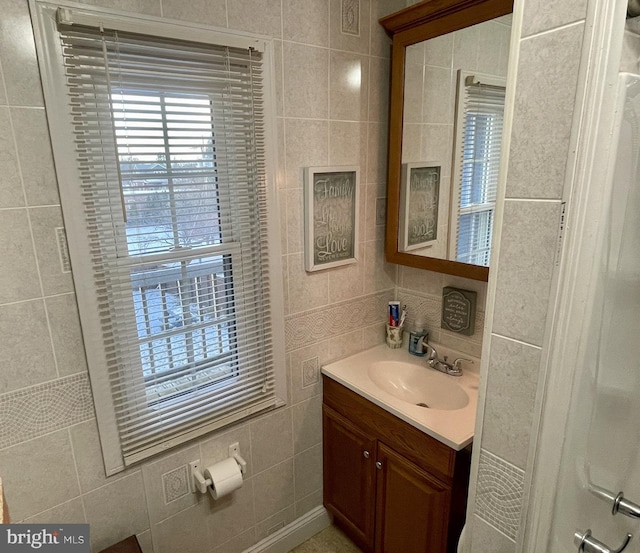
[323,405,376,551]
[375,442,451,553]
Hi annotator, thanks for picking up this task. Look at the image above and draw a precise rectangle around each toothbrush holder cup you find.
[385,324,404,349]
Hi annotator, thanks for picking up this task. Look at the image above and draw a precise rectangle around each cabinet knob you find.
[376,461,383,470]
[363,450,370,459]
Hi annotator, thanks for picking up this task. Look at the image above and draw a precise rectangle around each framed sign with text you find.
[399,162,441,251]
[441,286,477,336]
[304,166,360,272]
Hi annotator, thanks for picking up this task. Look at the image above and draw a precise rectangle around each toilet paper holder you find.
[189,443,247,495]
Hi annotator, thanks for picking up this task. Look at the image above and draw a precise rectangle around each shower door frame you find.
[518,0,629,551]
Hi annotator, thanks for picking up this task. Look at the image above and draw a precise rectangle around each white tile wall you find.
[83,473,150,552]
[12,109,60,206]
[0,299,57,392]
[520,0,587,38]
[161,0,226,26]
[470,514,516,553]
[0,0,399,550]
[481,337,542,469]
[0,0,45,107]
[204,481,257,549]
[250,408,294,474]
[470,1,589,551]
[0,0,589,550]
[0,429,80,521]
[0,211,41,303]
[492,201,562,345]
[0,108,23,207]
[253,459,295,523]
[507,23,585,200]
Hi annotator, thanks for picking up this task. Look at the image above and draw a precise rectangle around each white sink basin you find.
[368,361,469,410]
[321,344,479,450]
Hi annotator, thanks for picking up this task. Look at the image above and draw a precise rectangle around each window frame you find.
[111,87,241,402]
[449,69,506,266]
[30,0,286,475]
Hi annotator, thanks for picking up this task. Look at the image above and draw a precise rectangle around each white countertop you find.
[321,344,480,451]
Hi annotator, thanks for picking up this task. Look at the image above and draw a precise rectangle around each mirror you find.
[380,0,513,281]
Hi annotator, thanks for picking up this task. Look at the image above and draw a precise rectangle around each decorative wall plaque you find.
[304,166,360,272]
[341,0,360,36]
[441,286,476,335]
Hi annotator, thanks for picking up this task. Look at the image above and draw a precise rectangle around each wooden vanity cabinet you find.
[322,376,471,553]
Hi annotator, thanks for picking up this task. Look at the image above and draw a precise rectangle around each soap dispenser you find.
[408,318,428,356]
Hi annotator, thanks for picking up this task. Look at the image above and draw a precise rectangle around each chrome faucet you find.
[420,340,472,377]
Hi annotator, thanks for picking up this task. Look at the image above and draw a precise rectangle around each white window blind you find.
[33,5,285,471]
[451,73,506,267]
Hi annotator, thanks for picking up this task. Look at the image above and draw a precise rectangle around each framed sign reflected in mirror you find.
[399,163,441,252]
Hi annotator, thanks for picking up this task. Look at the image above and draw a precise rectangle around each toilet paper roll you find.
[204,457,243,500]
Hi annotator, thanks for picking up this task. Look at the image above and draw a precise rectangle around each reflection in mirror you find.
[399,14,511,267]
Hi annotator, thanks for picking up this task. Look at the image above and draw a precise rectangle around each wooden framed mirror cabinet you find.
[380,0,513,282]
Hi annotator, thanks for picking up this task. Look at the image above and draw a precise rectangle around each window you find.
[450,71,506,267]
[33,3,286,473]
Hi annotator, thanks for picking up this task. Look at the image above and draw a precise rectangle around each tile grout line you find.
[248,420,259,544]
[280,43,292,312]
[0,104,45,110]
[0,203,60,211]
[66,427,89,526]
[0,290,76,310]
[138,454,156,553]
[490,332,543,350]
[290,405,297,513]
[520,18,586,42]
[21,494,85,524]
[280,36,390,61]
[284,287,392,319]
[480,447,526,476]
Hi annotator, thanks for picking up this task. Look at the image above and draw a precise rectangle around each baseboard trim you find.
[243,506,331,553]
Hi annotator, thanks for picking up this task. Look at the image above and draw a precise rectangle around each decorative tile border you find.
[163,465,190,504]
[285,291,393,351]
[396,289,441,326]
[475,449,524,541]
[0,373,94,450]
[302,357,319,388]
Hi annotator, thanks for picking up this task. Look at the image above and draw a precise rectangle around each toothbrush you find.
[399,305,407,328]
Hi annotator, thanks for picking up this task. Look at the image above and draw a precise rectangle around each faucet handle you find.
[453,357,473,370]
